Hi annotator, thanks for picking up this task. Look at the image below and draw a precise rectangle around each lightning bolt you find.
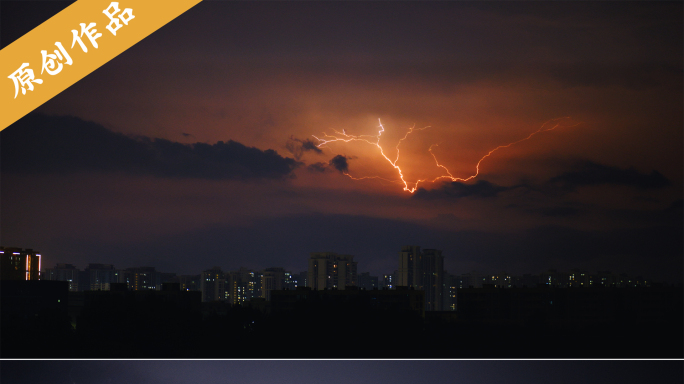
[313,121,430,189]
[313,117,579,193]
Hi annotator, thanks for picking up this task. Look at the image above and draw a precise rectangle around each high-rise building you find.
[261,267,286,301]
[227,267,260,305]
[443,271,457,311]
[358,272,379,290]
[200,266,225,302]
[421,249,444,311]
[397,245,422,288]
[397,245,445,311]
[480,272,514,288]
[85,263,118,291]
[458,272,484,289]
[283,271,298,290]
[307,252,357,290]
[0,247,41,281]
[296,271,308,288]
[42,263,81,291]
[119,266,161,291]
[381,272,397,289]
[174,274,201,291]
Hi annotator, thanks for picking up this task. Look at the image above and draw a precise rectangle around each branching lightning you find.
[313,117,579,193]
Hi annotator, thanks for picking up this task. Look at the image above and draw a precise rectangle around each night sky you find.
[1,1,682,282]
[1,360,683,383]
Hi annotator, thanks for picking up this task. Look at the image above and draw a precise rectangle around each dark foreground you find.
[2,281,681,358]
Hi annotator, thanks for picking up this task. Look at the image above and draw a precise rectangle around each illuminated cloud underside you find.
[313,117,581,193]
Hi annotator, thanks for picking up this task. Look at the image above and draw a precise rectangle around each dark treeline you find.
[2,282,682,358]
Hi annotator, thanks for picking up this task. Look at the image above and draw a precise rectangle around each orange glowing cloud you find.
[313,117,582,193]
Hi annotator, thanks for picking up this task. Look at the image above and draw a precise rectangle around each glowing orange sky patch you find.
[314,117,581,193]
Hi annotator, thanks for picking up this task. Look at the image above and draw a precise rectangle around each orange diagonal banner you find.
[0,0,202,131]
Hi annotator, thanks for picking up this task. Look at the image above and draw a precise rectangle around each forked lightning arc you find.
[312,117,579,193]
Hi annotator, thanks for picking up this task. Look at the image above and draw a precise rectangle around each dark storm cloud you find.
[1,113,300,180]
[549,160,671,191]
[414,180,514,200]
[285,136,323,160]
[307,162,328,173]
[300,139,322,153]
[542,62,683,91]
[265,60,682,93]
[329,155,351,173]
[305,155,354,174]
[0,1,75,49]
[414,160,672,201]
[606,199,683,225]
[524,197,682,223]
[532,206,582,218]
[136,1,682,93]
